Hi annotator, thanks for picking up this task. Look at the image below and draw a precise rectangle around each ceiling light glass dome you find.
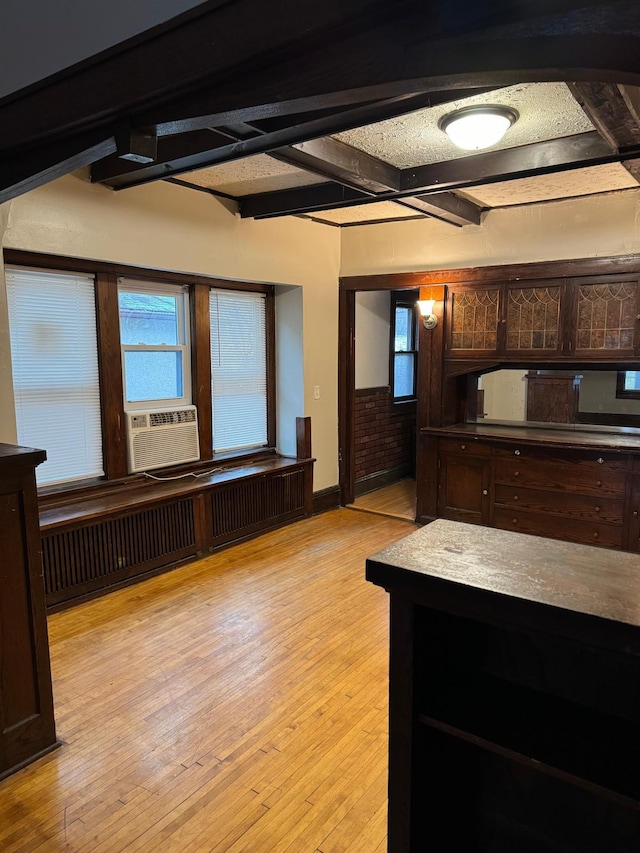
[440,106,519,151]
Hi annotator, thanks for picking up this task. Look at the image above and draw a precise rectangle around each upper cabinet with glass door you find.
[571,275,640,358]
[446,283,501,357]
[446,273,640,362]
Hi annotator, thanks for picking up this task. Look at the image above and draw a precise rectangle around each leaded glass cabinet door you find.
[447,284,501,357]
[504,280,563,357]
[572,275,640,358]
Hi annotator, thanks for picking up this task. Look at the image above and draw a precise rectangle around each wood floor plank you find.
[0,509,416,851]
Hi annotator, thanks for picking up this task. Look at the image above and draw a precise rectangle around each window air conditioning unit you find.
[126,406,200,474]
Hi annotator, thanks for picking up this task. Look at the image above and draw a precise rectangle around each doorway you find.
[339,286,418,521]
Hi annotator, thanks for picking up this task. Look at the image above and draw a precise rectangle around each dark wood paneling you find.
[355,464,412,498]
[0,444,56,779]
[296,417,312,460]
[191,283,213,459]
[265,289,277,449]
[95,272,127,479]
[338,287,356,506]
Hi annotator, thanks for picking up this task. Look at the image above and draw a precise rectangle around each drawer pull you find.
[512,518,518,524]
[460,444,466,450]
[595,506,600,513]
[593,532,599,539]
[597,457,604,465]
[635,511,639,518]
[513,495,519,501]
[514,471,520,478]
[482,489,488,496]
[597,480,602,487]
[514,450,521,456]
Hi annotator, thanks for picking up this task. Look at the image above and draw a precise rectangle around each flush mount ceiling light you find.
[439,105,519,151]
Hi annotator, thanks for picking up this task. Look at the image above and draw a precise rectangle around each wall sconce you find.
[417,299,437,330]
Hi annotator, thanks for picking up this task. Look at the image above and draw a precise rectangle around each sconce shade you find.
[440,106,518,151]
[417,299,435,317]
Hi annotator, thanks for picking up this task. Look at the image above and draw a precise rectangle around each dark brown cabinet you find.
[437,439,490,524]
[367,519,640,852]
[446,274,640,362]
[425,426,636,551]
[0,443,56,779]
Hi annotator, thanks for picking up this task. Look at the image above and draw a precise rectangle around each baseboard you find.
[355,465,412,498]
[313,485,341,514]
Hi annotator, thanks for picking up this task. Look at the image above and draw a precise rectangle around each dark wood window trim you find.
[616,370,640,400]
[390,289,419,404]
[4,249,276,497]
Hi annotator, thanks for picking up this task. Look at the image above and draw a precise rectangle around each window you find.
[616,370,640,399]
[4,251,275,488]
[391,291,418,402]
[118,281,191,410]
[5,266,104,485]
[210,289,268,452]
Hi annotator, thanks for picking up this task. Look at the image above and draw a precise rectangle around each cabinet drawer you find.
[440,438,491,457]
[493,508,623,548]
[493,485,624,524]
[494,450,627,497]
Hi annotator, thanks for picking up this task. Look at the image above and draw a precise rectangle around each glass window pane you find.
[119,292,179,345]
[124,351,183,402]
[395,306,411,351]
[394,353,414,398]
[625,371,640,391]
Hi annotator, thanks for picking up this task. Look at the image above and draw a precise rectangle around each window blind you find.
[210,289,267,452]
[6,266,104,485]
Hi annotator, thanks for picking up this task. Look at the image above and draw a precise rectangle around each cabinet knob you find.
[595,506,600,513]
[513,495,519,501]
[593,532,599,539]
[514,450,521,456]
[514,471,520,478]
[512,518,518,524]
[597,480,602,487]
[634,511,639,518]
[460,444,466,450]
[482,489,488,496]
[597,457,604,465]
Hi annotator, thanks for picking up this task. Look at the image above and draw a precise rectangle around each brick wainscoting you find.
[354,386,415,495]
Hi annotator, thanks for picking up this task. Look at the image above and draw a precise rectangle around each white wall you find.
[480,371,528,421]
[2,174,340,490]
[580,371,640,416]
[341,190,640,276]
[355,291,390,389]
[0,1,206,99]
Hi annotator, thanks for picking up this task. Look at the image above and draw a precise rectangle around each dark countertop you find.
[366,519,640,638]
[421,422,640,453]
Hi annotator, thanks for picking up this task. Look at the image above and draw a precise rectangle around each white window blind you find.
[210,289,268,452]
[6,266,104,485]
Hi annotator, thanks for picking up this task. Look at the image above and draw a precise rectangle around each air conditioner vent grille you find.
[126,406,199,473]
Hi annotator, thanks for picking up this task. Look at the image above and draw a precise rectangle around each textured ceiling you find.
[461,162,639,208]
[334,83,595,168]
[305,201,419,225]
[181,154,328,196]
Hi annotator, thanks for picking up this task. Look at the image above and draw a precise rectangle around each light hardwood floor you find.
[351,479,416,522]
[0,509,417,852]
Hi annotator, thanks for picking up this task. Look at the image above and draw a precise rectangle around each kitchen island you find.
[367,519,640,851]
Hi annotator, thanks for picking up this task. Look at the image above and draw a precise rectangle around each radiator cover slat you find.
[42,498,196,605]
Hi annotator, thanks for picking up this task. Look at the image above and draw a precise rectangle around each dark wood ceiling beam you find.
[270,138,401,194]
[400,131,616,192]
[0,132,116,206]
[240,131,634,218]
[396,193,483,226]
[91,129,231,185]
[568,81,640,184]
[91,92,473,190]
